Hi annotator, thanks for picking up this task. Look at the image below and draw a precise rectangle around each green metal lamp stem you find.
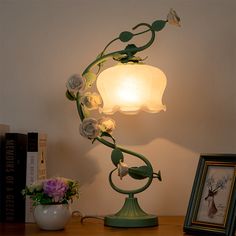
[76,93,85,121]
[69,10,180,227]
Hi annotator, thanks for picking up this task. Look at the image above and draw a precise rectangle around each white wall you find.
[1,0,235,216]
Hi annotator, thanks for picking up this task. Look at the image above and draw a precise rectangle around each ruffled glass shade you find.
[96,63,167,115]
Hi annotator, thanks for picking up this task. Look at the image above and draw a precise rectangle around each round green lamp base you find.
[104,197,158,228]
[104,214,158,228]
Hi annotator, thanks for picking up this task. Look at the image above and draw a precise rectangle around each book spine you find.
[2,133,27,223]
[0,124,10,222]
[25,133,47,223]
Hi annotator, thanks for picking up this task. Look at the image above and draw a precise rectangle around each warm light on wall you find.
[97,63,167,115]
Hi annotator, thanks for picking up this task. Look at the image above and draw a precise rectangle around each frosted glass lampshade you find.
[96,63,167,115]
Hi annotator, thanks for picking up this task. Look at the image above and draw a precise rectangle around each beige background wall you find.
[1,0,235,216]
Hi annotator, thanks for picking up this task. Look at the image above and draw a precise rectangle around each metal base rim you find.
[104,215,158,228]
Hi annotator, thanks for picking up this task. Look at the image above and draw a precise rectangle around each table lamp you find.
[66,9,180,228]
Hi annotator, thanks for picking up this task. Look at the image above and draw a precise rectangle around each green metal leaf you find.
[65,90,76,101]
[84,71,97,88]
[157,170,162,181]
[151,20,166,32]
[126,56,144,63]
[119,31,133,42]
[111,148,124,167]
[125,44,138,52]
[113,53,127,61]
[128,166,153,180]
[153,170,162,181]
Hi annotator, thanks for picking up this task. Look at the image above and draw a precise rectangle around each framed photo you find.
[184,154,236,236]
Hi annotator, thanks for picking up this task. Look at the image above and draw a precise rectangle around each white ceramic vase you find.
[34,204,71,230]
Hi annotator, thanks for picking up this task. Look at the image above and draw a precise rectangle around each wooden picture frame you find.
[184,154,236,236]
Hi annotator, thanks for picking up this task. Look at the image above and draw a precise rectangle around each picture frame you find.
[184,154,236,236]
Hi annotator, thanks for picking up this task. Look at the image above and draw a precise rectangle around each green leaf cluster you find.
[64,180,80,203]
[23,186,54,206]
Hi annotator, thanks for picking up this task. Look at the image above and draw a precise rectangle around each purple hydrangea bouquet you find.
[22,177,79,205]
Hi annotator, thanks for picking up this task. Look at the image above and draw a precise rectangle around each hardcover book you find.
[2,133,27,222]
[25,133,47,223]
[0,124,10,222]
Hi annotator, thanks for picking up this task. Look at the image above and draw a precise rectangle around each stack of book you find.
[0,124,47,223]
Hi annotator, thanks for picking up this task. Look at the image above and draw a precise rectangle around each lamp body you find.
[96,63,167,115]
[104,197,158,227]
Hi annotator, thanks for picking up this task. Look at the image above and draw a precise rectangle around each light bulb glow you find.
[117,76,146,103]
[97,63,167,115]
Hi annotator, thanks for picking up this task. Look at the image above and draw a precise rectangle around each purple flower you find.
[43,178,68,203]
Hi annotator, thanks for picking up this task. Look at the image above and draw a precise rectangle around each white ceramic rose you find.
[28,181,43,192]
[98,117,116,134]
[81,92,102,110]
[117,161,129,180]
[79,118,100,139]
[79,117,116,139]
[66,74,86,92]
[66,74,116,140]
[167,8,181,27]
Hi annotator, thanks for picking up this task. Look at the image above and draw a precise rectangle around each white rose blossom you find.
[117,161,129,180]
[79,118,100,139]
[81,92,102,110]
[28,180,43,193]
[66,74,86,92]
[167,8,180,27]
[98,117,116,134]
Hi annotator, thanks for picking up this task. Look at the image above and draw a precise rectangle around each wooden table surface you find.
[0,216,191,236]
